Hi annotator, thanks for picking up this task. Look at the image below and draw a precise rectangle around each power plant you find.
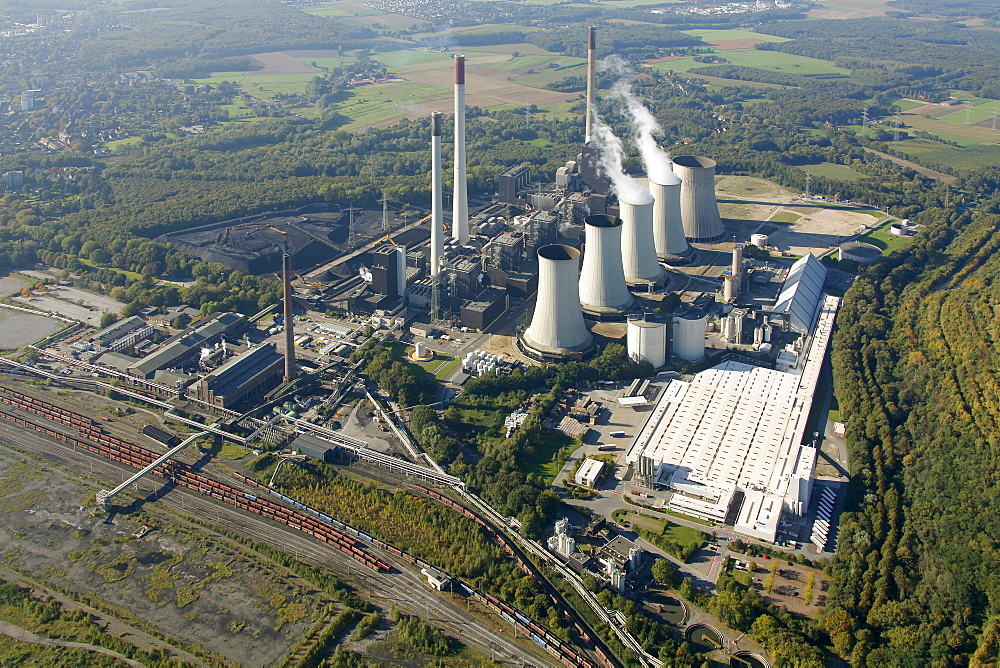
[430,111,444,277]
[673,155,725,243]
[618,196,664,286]
[519,244,595,362]
[452,55,470,245]
[578,214,634,319]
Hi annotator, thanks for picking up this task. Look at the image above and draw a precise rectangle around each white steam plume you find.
[610,79,679,186]
[591,114,653,205]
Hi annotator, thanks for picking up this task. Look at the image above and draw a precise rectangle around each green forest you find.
[830,195,1000,664]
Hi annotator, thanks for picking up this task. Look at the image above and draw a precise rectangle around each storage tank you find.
[751,233,768,249]
[723,275,738,303]
[839,241,882,264]
[671,309,706,362]
[519,245,595,361]
[619,198,664,285]
[627,317,667,368]
[673,156,725,243]
[578,214,635,319]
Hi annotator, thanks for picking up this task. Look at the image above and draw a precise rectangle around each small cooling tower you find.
[578,214,635,319]
[673,156,725,243]
[519,245,595,361]
[619,198,664,285]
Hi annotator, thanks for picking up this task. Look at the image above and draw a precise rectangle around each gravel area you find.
[0,308,61,348]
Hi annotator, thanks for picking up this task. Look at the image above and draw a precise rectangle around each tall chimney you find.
[430,112,444,277]
[281,253,296,382]
[520,245,594,361]
[649,170,690,261]
[585,26,596,145]
[619,198,664,285]
[732,243,743,277]
[579,214,634,319]
[452,55,469,245]
[673,155,725,242]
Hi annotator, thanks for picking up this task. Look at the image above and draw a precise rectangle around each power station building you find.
[192,343,284,409]
[626,294,840,543]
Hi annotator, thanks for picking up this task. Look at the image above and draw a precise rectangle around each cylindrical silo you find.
[751,233,768,249]
[649,177,690,261]
[520,245,595,361]
[619,198,664,285]
[732,244,743,277]
[579,214,635,319]
[627,317,666,368]
[671,309,706,362]
[673,155,725,243]
[723,275,738,303]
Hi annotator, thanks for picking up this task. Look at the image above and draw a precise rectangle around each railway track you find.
[0,396,555,666]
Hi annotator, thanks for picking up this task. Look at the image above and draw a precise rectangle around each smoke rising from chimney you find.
[591,114,652,206]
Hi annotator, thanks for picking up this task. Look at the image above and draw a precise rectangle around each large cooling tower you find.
[452,55,470,245]
[649,177,690,261]
[619,199,664,285]
[673,155,725,243]
[578,214,635,319]
[520,245,595,361]
[430,112,443,277]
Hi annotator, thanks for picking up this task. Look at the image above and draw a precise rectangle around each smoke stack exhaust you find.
[619,198,664,285]
[673,155,725,242]
[452,55,469,245]
[649,176,690,261]
[281,253,296,383]
[579,214,634,319]
[430,112,443,277]
[585,26,596,145]
[519,245,594,361]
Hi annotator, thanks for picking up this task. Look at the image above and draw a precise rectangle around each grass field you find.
[893,140,1000,171]
[892,99,925,112]
[193,71,317,99]
[800,161,866,181]
[683,28,791,43]
[301,0,380,17]
[105,136,142,151]
[902,114,1000,144]
[335,80,453,129]
[770,211,801,224]
[521,432,577,482]
[716,49,852,76]
[480,54,584,72]
[859,218,916,254]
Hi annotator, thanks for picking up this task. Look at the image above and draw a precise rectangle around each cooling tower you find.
[585,26,596,145]
[430,112,443,277]
[619,198,664,285]
[648,178,690,261]
[578,214,635,319]
[281,253,296,382]
[673,155,725,243]
[520,245,595,361]
[452,55,470,245]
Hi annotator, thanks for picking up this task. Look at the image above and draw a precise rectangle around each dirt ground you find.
[404,60,576,108]
[766,206,876,257]
[0,309,61,348]
[0,448,341,667]
[748,563,829,618]
[13,286,126,326]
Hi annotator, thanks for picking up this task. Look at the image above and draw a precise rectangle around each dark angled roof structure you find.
[773,253,827,334]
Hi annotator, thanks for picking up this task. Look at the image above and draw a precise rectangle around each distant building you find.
[498,164,530,204]
[191,343,283,409]
[127,312,245,379]
[20,90,37,111]
[2,171,24,189]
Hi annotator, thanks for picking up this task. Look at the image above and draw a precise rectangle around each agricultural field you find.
[683,29,792,45]
[799,162,866,182]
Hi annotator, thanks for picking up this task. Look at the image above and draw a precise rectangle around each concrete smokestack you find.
[673,155,725,242]
[281,253,296,382]
[395,245,406,300]
[452,55,469,245]
[520,245,594,361]
[579,214,635,319]
[619,198,664,285]
[585,26,596,145]
[732,244,743,277]
[430,112,443,277]
[649,176,690,261]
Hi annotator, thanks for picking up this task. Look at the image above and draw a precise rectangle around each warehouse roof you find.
[773,254,826,334]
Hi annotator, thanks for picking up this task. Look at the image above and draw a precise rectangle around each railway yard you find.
[0,377,602,667]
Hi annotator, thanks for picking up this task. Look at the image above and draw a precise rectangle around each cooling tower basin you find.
[673,155,726,243]
[519,244,595,362]
[579,214,635,320]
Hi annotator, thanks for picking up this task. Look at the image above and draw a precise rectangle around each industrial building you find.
[773,253,827,334]
[85,316,155,353]
[626,294,840,542]
[192,343,284,409]
[575,458,605,488]
[126,312,246,379]
[460,287,508,331]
